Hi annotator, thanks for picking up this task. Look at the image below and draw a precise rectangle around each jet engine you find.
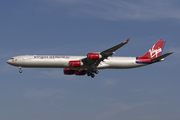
[87,53,102,60]
[69,61,83,67]
[75,70,86,75]
[64,68,75,75]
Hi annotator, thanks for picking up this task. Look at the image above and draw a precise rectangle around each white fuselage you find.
[7,55,147,70]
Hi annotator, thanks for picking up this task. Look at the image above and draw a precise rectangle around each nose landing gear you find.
[19,67,22,73]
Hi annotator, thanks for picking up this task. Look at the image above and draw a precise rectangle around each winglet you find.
[123,38,130,43]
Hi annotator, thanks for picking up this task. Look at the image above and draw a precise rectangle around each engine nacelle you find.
[87,53,102,60]
[75,70,86,75]
[69,61,83,67]
[64,68,75,75]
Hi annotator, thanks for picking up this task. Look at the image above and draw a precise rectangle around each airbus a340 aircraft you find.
[7,38,172,78]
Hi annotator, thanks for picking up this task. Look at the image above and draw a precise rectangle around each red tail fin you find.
[137,40,166,63]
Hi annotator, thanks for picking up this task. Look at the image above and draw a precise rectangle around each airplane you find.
[7,38,173,78]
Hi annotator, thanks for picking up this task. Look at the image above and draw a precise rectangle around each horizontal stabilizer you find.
[151,52,173,62]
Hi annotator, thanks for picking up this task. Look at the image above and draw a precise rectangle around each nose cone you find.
[7,59,10,64]
[7,59,12,65]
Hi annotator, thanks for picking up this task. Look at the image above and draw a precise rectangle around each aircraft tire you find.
[95,70,99,74]
[91,74,95,78]
[19,70,22,73]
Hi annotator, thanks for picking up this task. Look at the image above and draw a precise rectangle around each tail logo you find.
[149,45,162,58]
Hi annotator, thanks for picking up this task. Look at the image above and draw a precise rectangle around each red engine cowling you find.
[87,53,102,60]
[69,61,83,67]
[75,70,86,75]
[64,68,75,75]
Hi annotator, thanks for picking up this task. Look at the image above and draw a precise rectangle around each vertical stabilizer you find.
[137,40,166,63]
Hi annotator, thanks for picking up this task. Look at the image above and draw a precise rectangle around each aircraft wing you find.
[101,38,130,55]
[81,38,130,68]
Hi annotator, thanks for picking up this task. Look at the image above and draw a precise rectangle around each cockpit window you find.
[10,58,14,59]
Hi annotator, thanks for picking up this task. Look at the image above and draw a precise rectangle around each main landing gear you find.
[19,67,22,73]
[87,69,99,78]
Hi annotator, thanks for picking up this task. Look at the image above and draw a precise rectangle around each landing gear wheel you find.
[19,67,22,73]
[19,70,22,73]
[91,74,95,78]
[95,70,99,74]
[87,71,91,76]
